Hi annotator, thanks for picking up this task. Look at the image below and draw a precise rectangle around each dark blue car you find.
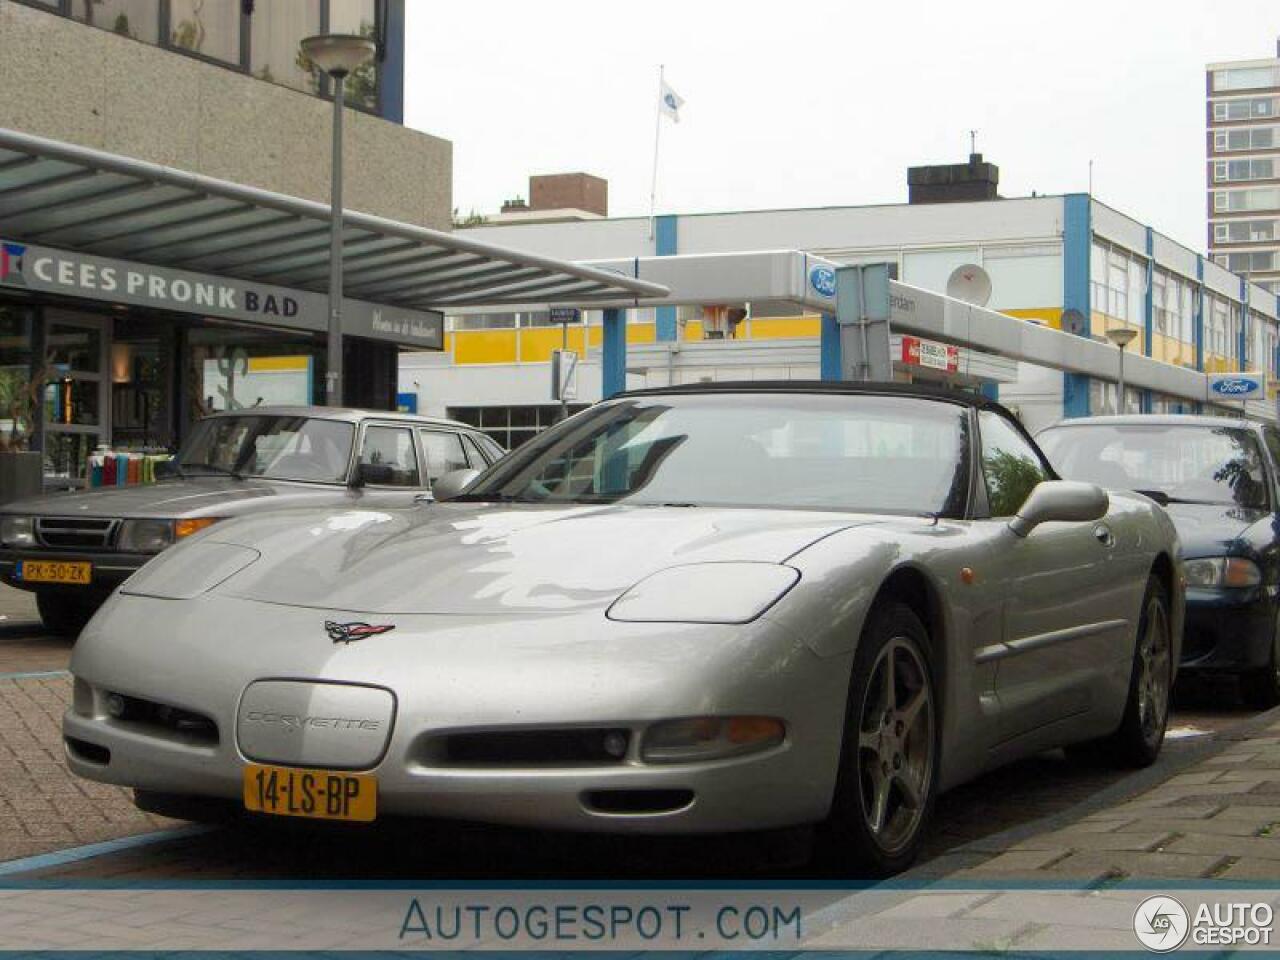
[1039,415,1280,706]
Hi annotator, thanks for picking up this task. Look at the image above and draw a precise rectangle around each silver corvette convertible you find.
[64,383,1183,874]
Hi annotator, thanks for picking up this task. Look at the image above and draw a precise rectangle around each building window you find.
[1218,158,1278,183]
[1213,97,1280,121]
[169,0,243,66]
[1214,66,1280,92]
[326,0,378,112]
[250,0,321,93]
[448,404,588,451]
[1221,251,1280,274]
[1216,187,1280,213]
[16,0,384,115]
[1213,218,1280,243]
[70,0,158,41]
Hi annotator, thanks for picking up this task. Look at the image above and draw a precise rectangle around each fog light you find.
[641,716,785,764]
[603,731,628,758]
[104,692,125,719]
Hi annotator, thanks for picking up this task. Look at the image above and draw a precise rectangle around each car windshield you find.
[458,393,970,515]
[1038,423,1269,510]
[177,415,355,483]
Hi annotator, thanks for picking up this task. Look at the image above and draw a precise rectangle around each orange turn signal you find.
[175,517,220,539]
[727,716,786,745]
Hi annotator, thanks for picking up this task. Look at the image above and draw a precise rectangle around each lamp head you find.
[301,34,377,78]
[1105,327,1138,349]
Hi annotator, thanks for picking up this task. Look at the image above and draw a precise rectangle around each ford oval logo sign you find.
[1210,377,1262,397]
[809,266,836,299]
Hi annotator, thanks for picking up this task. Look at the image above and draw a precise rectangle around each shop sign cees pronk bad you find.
[0,239,443,350]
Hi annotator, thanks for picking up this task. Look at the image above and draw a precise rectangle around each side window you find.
[358,426,420,487]
[476,433,506,463]
[978,411,1052,517]
[461,433,490,468]
[419,430,470,487]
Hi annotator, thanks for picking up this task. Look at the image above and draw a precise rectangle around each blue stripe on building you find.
[654,215,678,342]
[1062,194,1092,418]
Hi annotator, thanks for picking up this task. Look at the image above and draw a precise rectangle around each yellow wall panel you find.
[453,330,518,365]
[749,317,822,339]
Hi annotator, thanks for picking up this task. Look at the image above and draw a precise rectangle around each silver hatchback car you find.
[0,406,504,635]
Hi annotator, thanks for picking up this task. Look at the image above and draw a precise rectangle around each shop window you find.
[359,425,418,486]
[170,0,242,66]
[0,306,35,452]
[250,0,322,93]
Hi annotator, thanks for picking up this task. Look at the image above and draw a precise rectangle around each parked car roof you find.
[201,405,471,431]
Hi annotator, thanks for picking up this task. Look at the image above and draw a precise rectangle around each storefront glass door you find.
[42,309,109,486]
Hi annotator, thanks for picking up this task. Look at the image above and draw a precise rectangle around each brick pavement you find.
[0,672,175,862]
[928,725,1280,884]
[0,583,69,676]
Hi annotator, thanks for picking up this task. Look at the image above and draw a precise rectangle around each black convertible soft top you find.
[619,379,1007,412]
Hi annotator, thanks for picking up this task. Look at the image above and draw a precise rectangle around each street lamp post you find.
[300,33,377,407]
[1105,327,1139,414]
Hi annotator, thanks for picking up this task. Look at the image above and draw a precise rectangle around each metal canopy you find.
[0,128,668,309]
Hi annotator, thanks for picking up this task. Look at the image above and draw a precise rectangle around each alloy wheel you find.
[1136,596,1171,745]
[855,636,935,855]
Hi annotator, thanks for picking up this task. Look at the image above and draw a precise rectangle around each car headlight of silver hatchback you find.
[1184,556,1261,588]
[606,562,800,624]
[0,516,35,548]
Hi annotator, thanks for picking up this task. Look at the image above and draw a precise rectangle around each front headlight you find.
[606,562,800,624]
[1184,556,1262,588]
[0,516,35,548]
[117,517,220,554]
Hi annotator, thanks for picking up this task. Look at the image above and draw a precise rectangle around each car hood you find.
[194,502,874,615]
[1162,501,1269,557]
[0,478,311,519]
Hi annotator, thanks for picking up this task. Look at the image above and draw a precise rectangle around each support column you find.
[1240,277,1249,373]
[1194,256,1205,413]
[379,0,406,124]
[1141,227,1154,413]
[602,307,626,399]
[819,313,841,380]
[1062,194,1092,418]
[654,215,678,342]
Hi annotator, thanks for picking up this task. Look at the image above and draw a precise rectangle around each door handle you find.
[1093,523,1115,547]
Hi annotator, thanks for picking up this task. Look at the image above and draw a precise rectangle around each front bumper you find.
[63,593,851,835]
[0,549,146,593]
[1180,586,1276,672]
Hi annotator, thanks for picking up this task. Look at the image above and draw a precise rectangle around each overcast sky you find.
[405,1,1277,252]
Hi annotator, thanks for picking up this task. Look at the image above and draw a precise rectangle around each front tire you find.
[818,602,939,877]
[1099,575,1173,767]
[36,591,99,639]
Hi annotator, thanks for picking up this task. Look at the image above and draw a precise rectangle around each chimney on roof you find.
[907,153,1000,204]
[529,172,608,216]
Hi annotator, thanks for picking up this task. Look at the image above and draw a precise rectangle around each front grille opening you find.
[113,694,219,746]
[36,517,118,549]
[583,789,695,815]
[65,737,110,765]
[424,728,630,768]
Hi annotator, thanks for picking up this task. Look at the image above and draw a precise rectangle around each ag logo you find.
[1133,895,1189,952]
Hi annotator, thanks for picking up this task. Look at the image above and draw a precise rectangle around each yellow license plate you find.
[243,763,376,822]
[19,560,92,585]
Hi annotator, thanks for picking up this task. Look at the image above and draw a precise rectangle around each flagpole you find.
[648,64,664,242]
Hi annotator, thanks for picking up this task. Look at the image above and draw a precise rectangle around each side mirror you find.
[431,468,481,502]
[1008,480,1108,538]
[352,462,395,488]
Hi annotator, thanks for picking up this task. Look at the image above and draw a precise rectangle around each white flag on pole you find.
[659,79,685,123]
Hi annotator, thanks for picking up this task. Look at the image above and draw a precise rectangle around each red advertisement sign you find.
[902,335,959,373]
